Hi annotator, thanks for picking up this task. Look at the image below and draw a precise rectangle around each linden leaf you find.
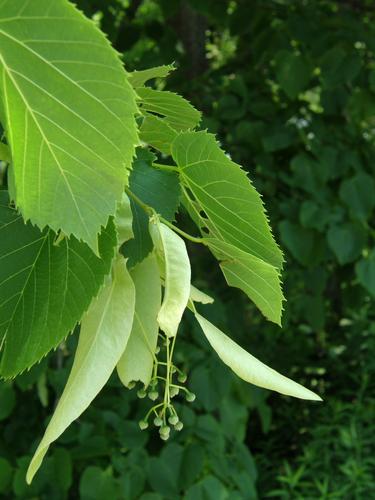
[0,0,138,250]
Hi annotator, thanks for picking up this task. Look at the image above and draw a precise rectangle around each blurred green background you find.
[1,0,375,498]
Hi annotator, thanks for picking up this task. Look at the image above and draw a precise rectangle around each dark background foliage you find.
[1,0,375,498]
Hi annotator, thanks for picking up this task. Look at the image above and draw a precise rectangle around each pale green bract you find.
[0,0,138,251]
[195,313,322,401]
[137,87,201,132]
[128,63,175,88]
[117,253,161,387]
[149,219,191,337]
[26,255,136,484]
[190,284,214,305]
[205,238,284,325]
[115,193,133,247]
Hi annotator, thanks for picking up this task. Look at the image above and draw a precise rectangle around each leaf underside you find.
[0,191,116,377]
[0,0,138,250]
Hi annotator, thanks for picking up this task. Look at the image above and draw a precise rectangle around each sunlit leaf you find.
[205,238,284,325]
[137,88,201,131]
[140,114,177,155]
[128,64,175,88]
[0,0,138,250]
[0,141,10,163]
[172,131,283,269]
[27,255,136,483]
[115,193,133,247]
[190,285,214,305]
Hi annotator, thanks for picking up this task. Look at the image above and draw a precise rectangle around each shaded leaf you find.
[339,173,375,222]
[355,250,375,297]
[327,223,366,264]
[121,149,181,267]
[0,191,116,377]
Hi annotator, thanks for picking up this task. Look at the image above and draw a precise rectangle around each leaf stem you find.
[124,186,153,216]
[160,217,204,244]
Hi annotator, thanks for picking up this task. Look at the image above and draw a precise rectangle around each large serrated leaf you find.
[137,87,201,132]
[0,191,116,377]
[205,238,284,325]
[149,219,191,337]
[172,131,283,269]
[0,0,138,251]
[117,253,161,387]
[195,313,321,401]
[27,255,136,483]
[121,148,181,267]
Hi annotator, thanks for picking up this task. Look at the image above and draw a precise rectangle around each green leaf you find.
[140,114,177,155]
[26,255,136,483]
[0,457,12,493]
[172,131,283,269]
[128,64,175,88]
[0,141,10,163]
[355,250,375,297]
[137,88,201,131]
[0,381,15,420]
[149,219,191,337]
[121,149,181,267]
[195,313,322,401]
[205,238,284,325]
[0,191,116,377]
[327,223,366,264]
[117,253,161,387]
[275,51,311,99]
[79,466,119,500]
[339,173,375,222]
[0,0,138,250]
